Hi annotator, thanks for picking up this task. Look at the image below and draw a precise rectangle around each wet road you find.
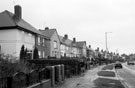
[116,63,135,88]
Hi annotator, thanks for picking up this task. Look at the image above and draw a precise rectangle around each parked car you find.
[115,62,122,69]
[127,61,135,65]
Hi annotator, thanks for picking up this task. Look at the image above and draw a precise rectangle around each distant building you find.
[76,41,87,57]
[59,34,72,57]
[86,45,95,59]
[59,35,87,58]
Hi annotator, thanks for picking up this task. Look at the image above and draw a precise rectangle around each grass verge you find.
[93,78,125,88]
[102,64,114,70]
[97,71,115,77]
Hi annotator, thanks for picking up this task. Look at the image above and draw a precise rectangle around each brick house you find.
[59,34,72,57]
[35,32,50,59]
[59,35,82,58]
[71,38,81,57]
[76,41,87,58]
[40,27,61,58]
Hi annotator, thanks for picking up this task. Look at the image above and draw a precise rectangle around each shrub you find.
[33,47,39,59]
[0,55,33,78]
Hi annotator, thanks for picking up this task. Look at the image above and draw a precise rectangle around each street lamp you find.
[105,32,112,58]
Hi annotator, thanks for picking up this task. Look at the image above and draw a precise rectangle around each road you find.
[55,65,104,88]
[116,63,135,88]
[56,64,125,88]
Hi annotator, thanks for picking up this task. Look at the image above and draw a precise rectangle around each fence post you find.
[7,77,12,88]
[26,74,30,86]
[46,66,55,87]
[55,65,62,84]
[38,70,41,82]
[61,64,65,82]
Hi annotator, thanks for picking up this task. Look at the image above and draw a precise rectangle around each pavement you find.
[55,65,104,88]
[55,64,125,88]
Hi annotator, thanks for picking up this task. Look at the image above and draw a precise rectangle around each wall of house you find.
[65,45,70,57]
[0,29,35,60]
[71,47,78,57]
[82,44,87,57]
[35,35,49,58]
[60,44,66,57]
[16,29,35,59]
[0,29,17,58]
[50,31,60,58]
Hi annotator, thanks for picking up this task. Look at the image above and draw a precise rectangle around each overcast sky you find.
[0,0,135,55]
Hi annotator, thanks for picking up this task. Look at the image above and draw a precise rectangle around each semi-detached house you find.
[59,35,87,58]
[40,27,61,58]
[0,5,50,60]
[59,34,72,57]
[76,41,87,57]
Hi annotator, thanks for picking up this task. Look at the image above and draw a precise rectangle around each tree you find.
[20,45,25,61]
[33,47,39,59]
[24,48,28,60]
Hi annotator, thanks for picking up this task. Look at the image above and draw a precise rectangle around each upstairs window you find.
[43,38,45,46]
[43,51,45,58]
[53,41,57,49]
[0,45,1,54]
[38,37,40,45]
[38,51,41,58]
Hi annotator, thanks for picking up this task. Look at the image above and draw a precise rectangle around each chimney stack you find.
[14,5,22,20]
[97,47,99,51]
[45,27,49,30]
[89,45,91,48]
[64,34,68,39]
[73,38,76,42]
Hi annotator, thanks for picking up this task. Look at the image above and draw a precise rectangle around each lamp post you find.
[105,32,112,59]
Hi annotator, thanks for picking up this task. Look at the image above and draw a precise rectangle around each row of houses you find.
[0,5,93,60]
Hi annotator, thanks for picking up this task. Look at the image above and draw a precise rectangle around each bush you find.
[33,47,39,59]
[0,55,34,78]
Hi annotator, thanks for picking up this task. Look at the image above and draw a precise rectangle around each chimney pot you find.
[45,27,49,30]
[73,38,76,42]
[64,34,68,39]
[14,5,22,20]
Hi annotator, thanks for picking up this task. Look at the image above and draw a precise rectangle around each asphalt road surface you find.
[116,63,135,88]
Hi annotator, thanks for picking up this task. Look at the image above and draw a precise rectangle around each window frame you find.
[53,41,58,49]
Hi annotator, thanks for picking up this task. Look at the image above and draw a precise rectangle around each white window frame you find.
[38,37,40,45]
[43,38,45,46]
[53,41,57,49]
[43,51,45,58]
[38,51,41,58]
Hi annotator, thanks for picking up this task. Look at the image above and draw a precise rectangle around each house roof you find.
[40,29,56,38]
[59,35,81,48]
[59,35,72,46]
[76,41,86,48]
[0,10,50,40]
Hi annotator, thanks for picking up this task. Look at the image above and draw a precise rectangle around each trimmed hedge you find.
[27,58,83,76]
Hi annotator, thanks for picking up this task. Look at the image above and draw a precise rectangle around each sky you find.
[0,0,135,55]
